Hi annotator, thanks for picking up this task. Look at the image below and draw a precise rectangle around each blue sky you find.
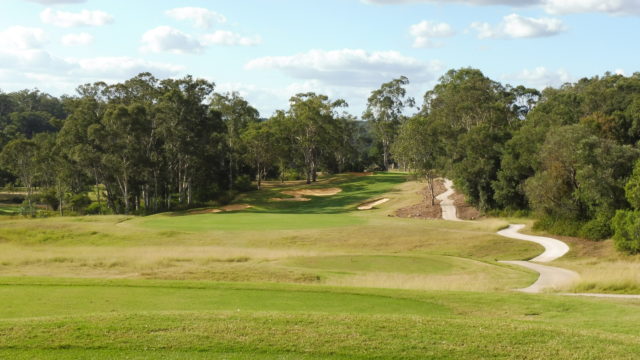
[1,0,638,116]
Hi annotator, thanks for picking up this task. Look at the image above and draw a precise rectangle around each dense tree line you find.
[3,69,640,253]
[393,69,640,252]
[0,73,376,215]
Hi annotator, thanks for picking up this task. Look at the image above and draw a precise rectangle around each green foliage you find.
[532,215,584,237]
[85,202,110,215]
[612,210,640,254]
[579,211,614,240]
[363,76,414,170]
[624,160,640,209]
[232,174,254,192]
[39,189,60,211]
[69,194,92,214]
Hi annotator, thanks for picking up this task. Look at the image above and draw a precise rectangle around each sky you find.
[0,0,638,117]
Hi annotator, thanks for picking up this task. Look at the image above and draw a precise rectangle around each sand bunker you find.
[189,204,251,214]
[284,188,342,197]
[357,198,390,210]
[271,187,342,202]
[270,196,311,202]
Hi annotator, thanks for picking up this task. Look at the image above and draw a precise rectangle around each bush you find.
[233,175,255,192]
[282,169,303,181]
[612,210,640,254]
[533,216,583,237]
[40,189,60,211]
[579,212,613,240]
[85,202,110,215]
[69,194,92,214]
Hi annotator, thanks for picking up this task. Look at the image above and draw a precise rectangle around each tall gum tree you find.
[363,76,414,171]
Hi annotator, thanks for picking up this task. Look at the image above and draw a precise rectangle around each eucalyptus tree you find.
[157,76,218,207]
[210,92,260,190]
[267,110,296,183]
[100,104,149,214]
[241,121,274,190]
[287,93,347,184]
[363,76,414,171]
[393,114,445,205]
[0,138,39,212]
[58,82,110,213]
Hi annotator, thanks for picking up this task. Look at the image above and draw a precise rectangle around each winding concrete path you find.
[497,224,579,293]
[438,179,640,298]
[436,179,461,221]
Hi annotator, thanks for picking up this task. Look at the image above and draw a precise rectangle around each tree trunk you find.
[426,175,435,206]
[228,152,234,190]
[187,179,192,205]
[93,167,102,215]
[256,164,262,190]
[382,139,390,171]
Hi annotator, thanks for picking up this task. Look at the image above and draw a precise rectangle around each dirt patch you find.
[452,193,481,220]
[358,198,390,210]
[221,204,252,211]
[189,204,251,214]
[395,179,446,219]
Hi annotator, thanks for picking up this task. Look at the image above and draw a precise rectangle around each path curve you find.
[497,224,570,262]
[434,180,640,298]
[436,179,461,221]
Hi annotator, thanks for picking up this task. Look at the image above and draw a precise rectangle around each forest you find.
[2,68,640,253]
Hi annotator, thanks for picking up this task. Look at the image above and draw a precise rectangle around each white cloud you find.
[140,26,203,54]
[25,0,86,4]
[471,14,566,39]
[166,7,226,29]
[543,0,640,15]
[362,0,536,5]
[216,80,375,117]
[504,67,573,89]
[201,31,262,46]
[0,26,47,50]
[40,8,114,28]
[409,21,455,48]
[61,32,93,46]
[246,49,443,87]
[362,0,640,15]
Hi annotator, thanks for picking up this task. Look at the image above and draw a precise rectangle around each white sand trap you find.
[189,204,251,214]
[271,187,342,202]
[284,188,342,197]
[358,198,390,210]
[270,197,311,202]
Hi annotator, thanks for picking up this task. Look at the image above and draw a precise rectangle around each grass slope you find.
[0,278,639,359]
[5,172,637,358]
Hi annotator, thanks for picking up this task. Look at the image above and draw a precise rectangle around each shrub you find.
[85,202,110,215]
[40,189,60,211]
[612,210,640,254]
[533,216,583,237]
[69,194,92,214]
[233,175,255,192]
[579,212,613,240]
